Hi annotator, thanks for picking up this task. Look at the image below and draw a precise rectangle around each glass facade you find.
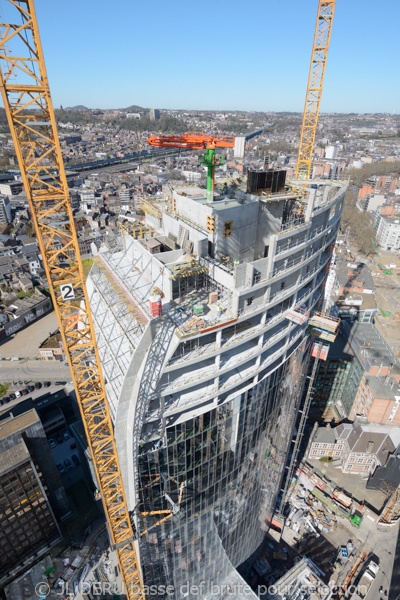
[0,457,60,579]
[136,347,306,599]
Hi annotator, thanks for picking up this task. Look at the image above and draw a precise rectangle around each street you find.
[0,359,71,383]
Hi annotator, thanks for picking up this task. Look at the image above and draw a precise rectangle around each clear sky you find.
[10,0,400,113]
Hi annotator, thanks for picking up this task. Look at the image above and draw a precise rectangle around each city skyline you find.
[18,0,399,114]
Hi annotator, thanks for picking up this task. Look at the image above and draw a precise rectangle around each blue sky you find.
[22,0,400,113]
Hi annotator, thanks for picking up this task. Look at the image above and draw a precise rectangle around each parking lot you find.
[48,429,85,488]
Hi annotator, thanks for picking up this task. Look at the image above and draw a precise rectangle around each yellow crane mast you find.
[295,0,336,179]
[0,2,143,598]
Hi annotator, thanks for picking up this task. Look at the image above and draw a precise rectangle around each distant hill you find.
[123,105,145,112]
[65,105,90,111]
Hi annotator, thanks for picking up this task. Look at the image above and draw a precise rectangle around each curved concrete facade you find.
[87,179,347,599]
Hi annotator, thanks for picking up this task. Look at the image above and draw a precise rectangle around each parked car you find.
[48,438,56,449]
[57,463,65,474]
[20,389,28,396]
[64,458,72,470]
[14,390,21,398]
[63,431,70,440]
[2,396,9,403]
[44,381,51,387]
[56,433,64,444]
[71,454,80,466]
[34,382,42,389]
[27,385,34,393]
[9,393,16,400]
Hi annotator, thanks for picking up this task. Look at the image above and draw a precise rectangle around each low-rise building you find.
[308,417,399,475]
[39,332,65,361]
[0,293,52,340]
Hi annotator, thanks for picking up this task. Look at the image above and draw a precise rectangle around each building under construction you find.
[86,176,347,598]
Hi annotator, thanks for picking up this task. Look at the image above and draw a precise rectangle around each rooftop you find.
[0,440,30,475]
[40,333,62,349]
[266,557,330,600]
[335,258,375,291]
[367,450,400,490]
[0,409,40,439]
[364,375,400,401]
[344,321,398,370]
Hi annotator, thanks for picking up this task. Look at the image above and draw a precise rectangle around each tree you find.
[341,191,376,256]
[166,170,182,181]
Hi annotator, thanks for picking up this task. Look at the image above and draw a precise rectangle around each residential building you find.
[308,417,399,475]
[375,214,400,251]
[86,177,346,598]
[350,374,400,425]
[0,195,12,224]
[325,144,338,159]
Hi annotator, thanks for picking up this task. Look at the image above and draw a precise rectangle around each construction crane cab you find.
[147,132,235,202]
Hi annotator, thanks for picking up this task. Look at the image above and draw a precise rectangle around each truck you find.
[358,561,379,598]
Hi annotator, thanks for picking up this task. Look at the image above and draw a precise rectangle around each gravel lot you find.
[0,311,59,358]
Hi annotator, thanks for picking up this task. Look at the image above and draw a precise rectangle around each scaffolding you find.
[119,220,154,239]
[141,199,162,220]
[169,259,209,280]
[285,306,310,325]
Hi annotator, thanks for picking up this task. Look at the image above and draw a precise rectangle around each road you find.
[0,359,71,384]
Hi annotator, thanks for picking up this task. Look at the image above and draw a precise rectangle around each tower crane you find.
[147,132,235,202]
[295,0,336,179]
[0,0,338,597]
[0,2,144,598]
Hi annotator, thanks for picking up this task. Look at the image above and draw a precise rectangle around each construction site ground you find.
[310,460,387,513]
[281,470,399,598]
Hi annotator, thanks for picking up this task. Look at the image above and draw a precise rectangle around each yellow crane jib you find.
[0,2,144,598]
[295,0,336,179]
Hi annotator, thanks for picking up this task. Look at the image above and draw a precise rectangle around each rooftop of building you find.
[364,374,400,401]
[332,292,376,311]
[0,440,30,475]
[380,215,400,224]
[0,409,40,439]
[344,321,398,370]
[320,417,400,453]
[335,258,375,291]
[266,557,329,600]
[367,449,400,490]
[40,333,62,349]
